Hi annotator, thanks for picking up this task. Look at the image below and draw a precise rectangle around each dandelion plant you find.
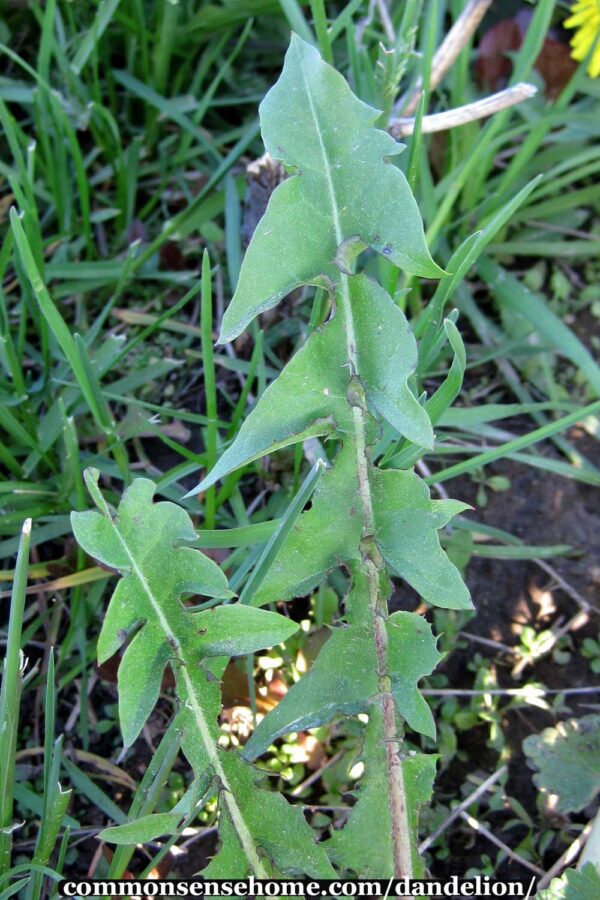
[74,35,472,879]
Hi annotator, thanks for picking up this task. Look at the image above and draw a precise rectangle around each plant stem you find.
[339,272,413,880]
[302,52,414,874]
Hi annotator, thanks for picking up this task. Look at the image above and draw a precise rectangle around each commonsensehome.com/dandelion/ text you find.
[58,877,537,898]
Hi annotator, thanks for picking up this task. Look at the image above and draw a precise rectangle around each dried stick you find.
[460,631,516,655]
[536,821,594,890]
[290,750,345,797]
[419,765,507,853]
[396,0,494,116]
[251,89,537,172]
[389,83,537,137]
[534,558,596,614]
[459,811,545,876]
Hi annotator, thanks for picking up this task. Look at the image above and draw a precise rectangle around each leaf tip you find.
[181,480,207,501]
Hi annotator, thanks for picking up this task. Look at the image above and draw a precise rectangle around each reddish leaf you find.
[476,10,577,98]
[475,18,521,92]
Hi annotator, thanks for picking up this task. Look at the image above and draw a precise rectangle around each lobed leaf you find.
[371,468,472,611]
[219,35,441,343]
[72,474,300,747]
[351,276,433,449]
[206,753,336,878]
[245,583,443,759]
[189,274,432,497]
[537,865,600,900]
[72,470,332,877]
[71,474,232,747]
[187,308,350,497]
[327,708,436,877]
[244,623,379,760]
[252,441,361,606]
[387,611,444,738]
[99,814,181,845]
[250,456,470,612]
[523,715,600,814]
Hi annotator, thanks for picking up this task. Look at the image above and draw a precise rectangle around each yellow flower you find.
[565,0,600,77]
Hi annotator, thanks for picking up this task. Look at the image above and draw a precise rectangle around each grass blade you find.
[0,519,32,875]
[426,400,600,485]
[200,251,218,529]
[478,256,600,396]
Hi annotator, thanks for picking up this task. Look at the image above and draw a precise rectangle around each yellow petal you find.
[589,46,600,76]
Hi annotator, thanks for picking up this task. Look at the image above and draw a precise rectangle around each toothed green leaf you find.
[523,715,600,814]
[72,475,298,747]
[245,593,441,759]
[538,865,600,900]
[220,35,441,343]
[209,753,336,878]
[99,814,181,845]
[249,455,470,612]
[186,309,349,497]
[371,468,472,610]
[351,275,433,449]
[202,808,250,879]
[72,471,332,879]
[244,623,379,761]
[71,30,474,880]
[194,605,299,657]
[189,274,432,497]
[387,612,443,739]
[252,441,361,607]
[71,475,231,747]
[328,708,436,877]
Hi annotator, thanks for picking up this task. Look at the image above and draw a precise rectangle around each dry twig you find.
[396,0,494,116]
[459,811,544,876]
[536,820,594,890]
[419,765,508,853]
[390,83,538,137]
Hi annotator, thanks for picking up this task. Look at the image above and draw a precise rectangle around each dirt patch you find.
[427,436,600,881]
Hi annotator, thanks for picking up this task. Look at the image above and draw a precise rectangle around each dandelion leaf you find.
[190,274,431,498]
[220,35,441,343]
[371,468,472,610]
[252,441,361,606]
[351,275,433,449]
[246,584,442,759]
[208,753,336,878]
[71,473,298,747]
[187,309,349,496]
[328,707,436,877]
[72,471,332,879]
[537,865,600,900]
[244,624,379,761]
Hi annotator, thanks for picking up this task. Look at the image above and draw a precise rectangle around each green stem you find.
[300,50,417,877]
[339,271,413,879]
